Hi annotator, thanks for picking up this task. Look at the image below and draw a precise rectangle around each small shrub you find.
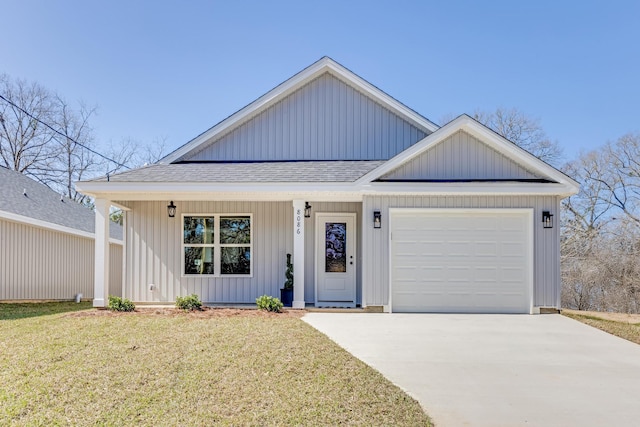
[108,295,135,312]
[256,295,283,313]
[176,294,203,311]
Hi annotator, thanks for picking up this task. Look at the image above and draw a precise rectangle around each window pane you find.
[220,216,251,244]
[184,216,214,244]
[221,246,251,275]
[184,247,214,275]
[325,222,346,273]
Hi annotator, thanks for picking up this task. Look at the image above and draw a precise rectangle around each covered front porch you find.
[91,197,364,309]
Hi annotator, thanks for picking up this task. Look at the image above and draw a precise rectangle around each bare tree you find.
[598,134,640,225]
[51,95,99,203]
[561,138,640,313]
[0,74,59,184]
[1,73,169,210]
[472,107,564,166]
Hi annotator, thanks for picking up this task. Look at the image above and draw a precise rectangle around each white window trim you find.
[181,213,253,278]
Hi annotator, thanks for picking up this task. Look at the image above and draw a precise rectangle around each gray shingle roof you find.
[0,166,123,240]
[88,161,385,183]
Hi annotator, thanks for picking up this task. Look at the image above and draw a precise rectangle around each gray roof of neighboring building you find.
[88,160,386,183]
[0,166,123,240]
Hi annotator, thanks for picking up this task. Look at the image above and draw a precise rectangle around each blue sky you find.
[2,1,638,161]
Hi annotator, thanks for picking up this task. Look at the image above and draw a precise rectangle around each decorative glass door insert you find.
[325,222,347,273]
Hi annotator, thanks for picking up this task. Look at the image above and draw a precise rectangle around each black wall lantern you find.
[167,201,177,218]
[542,211,553,229]
[304,202,312,218]
[373,210,382,229]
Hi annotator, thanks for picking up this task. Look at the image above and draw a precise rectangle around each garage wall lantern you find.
[304,202,312,218]
[542,211,553,229]
[167,201,177,218]
[373,210,382,229]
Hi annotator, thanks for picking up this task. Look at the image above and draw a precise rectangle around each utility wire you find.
[0,93,130,170]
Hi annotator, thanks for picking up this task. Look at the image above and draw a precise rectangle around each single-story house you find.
[0,165,123,300]
[76,57,579,313]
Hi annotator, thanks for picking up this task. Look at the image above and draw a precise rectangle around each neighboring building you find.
[0,166,123,300]
[77,57,578,313]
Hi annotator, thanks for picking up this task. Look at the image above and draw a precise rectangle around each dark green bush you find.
[176,294,203,311]
[108,295,135,312]
[256,295,283,313]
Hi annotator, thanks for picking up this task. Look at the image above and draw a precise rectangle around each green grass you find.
[0,301,92,320]
[563,312,640,345]
[0,303,431,426]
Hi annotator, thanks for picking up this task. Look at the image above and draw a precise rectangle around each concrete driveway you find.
[303,313,640,427]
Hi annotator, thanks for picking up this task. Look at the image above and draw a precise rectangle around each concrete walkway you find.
[303,313,640,427]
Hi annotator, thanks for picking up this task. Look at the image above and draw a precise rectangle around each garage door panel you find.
[391,210,531,314]
[476,246,499,257]
[475,267,498,281]
[502,242,526,257]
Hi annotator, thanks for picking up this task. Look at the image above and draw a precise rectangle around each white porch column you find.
[292,200,306,309]
[93,198,111,308]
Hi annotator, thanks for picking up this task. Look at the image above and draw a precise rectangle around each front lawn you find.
[0,303,431,426]
[563,309,640,345]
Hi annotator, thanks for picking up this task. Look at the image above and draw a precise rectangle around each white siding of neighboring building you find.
[185,72,429,162]
[361,195,562,309]
[382,130,542,181]
[0,218,123,300]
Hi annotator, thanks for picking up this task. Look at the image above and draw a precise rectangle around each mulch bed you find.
[65,307,305,319]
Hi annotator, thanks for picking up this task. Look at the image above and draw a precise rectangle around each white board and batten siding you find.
[185,73,429,162]
[122,201,292,303]
[361,195,561,310]
[121,200,363,305]
[382,130,542,181]
[0,218,123,300]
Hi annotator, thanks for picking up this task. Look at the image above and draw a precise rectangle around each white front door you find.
[315,213,356,308]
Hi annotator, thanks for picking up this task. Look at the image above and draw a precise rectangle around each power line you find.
[0,93,130,170]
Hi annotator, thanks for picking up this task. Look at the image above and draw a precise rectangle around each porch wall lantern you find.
[167,201,177,218]
[542,211,553,229]
[304,202,312,218]
[373,210,382,229]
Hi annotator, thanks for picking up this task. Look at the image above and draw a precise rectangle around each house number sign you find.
[296,209,302,234]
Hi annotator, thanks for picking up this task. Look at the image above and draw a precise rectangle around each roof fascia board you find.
[76,181,359,194]
[357,115,579,194]
[363,182,577,197]
[74,191,366,203]
[161,57,438,164]
[0,209,123,244]
[75,179,576,201]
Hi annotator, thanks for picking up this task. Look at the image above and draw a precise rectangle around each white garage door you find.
[390,209,532,314]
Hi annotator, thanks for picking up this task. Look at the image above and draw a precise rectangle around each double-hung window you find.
[182,214,252,276]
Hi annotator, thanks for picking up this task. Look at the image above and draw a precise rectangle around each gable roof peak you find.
[357,113,579,195]
[161,58,438,164]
